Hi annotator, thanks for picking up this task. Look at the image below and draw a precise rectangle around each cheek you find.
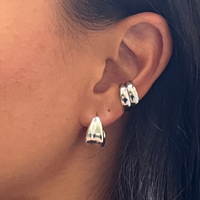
[0,28,80,189]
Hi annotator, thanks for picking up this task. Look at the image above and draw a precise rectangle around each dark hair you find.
[60,0,200,199]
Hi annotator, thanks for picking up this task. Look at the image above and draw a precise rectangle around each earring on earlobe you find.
[86,116,106,147]
[120,81,139,111]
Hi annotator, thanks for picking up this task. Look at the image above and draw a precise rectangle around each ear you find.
[79,12,172,127]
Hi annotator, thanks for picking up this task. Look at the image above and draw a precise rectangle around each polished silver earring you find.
[86,116,106,147]
[120,81,139,110]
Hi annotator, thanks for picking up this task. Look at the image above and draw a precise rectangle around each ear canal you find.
[86,117,106,147]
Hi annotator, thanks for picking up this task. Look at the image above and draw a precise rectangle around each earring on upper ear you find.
[86,116,106,147]
[120,81,139,111]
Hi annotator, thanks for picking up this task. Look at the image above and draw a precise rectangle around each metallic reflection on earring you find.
[120,81,139,111]
[120,84,131,111]
[86,116,106,147]
[126,81,139,105]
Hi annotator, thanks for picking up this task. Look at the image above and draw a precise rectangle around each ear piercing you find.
[86,116,106,147]
[120,81,139,111]
[86,81,139,147]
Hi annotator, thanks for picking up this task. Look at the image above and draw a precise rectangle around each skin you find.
[0,0,172,199]
[0,1,124,199]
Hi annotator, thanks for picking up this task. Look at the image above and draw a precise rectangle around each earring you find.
[86,116,106,147]
[120,81,139,110]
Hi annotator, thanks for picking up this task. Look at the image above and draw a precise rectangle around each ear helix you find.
[86,81,139,147]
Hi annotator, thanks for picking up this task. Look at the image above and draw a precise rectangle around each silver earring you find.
[86,116,106,147]
[120,81,139,110]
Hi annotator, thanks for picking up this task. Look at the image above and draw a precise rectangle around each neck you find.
[38,140,120,200]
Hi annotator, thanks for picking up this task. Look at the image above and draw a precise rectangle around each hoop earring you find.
[120,81,139,111]
[86,116,106,147]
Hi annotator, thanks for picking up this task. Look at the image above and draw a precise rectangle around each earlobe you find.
[79,12,172,130]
